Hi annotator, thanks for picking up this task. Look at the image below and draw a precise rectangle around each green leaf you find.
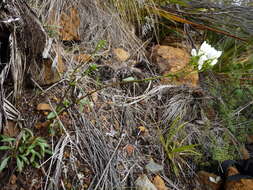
[23,128,34,137]
[0,137,16,143]
[63,99,70,107]
[89,64,98,71]
[122,77,136,82]
[95,40,107,52]
[30,152,35,163]
[0,157,10,172]
[47,111,57,120]
[19,146,25,153]
[45,149,53,155]
[167,0,188,6]
[79,98,90,112]
[33,162,40,168]
[27,143,37,151]
[38,142,46,157]
[20,155,29,165]
[0,146,12,150]
[16,156,24,172]
[36,137,47,144]
[172,144,199,155]
[30,150,42,160]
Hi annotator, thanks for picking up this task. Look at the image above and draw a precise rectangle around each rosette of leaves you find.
[0,128,52,172]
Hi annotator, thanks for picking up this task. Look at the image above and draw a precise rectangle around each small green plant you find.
[160,118,201,175]
[0,128,52,172]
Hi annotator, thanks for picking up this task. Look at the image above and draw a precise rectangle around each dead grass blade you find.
[147,5,248,42]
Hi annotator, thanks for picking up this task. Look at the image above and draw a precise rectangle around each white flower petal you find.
[198,55,208,65]
[198,63,203,70]
[211,59,218,66]
[216,50,222,58]
[192,41,222,71]
[191,49,197,56]
[200,41,212,53]
[197,55,207,70]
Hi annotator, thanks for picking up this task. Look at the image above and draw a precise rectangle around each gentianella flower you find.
[191,41,222,70]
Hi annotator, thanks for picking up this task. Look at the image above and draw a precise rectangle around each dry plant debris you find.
[0,0,253,190]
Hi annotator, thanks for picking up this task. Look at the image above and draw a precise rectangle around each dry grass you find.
[1,0,252,189]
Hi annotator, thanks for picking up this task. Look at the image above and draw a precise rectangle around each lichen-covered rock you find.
[135,174,157,190]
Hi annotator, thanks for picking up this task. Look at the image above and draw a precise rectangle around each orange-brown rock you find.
[225,179,253,190]
[226,169,253,189]
[247,135,253,144]
[113,48,130,62]
[225,167,253,190]
[59,7,80,41]
[35,120,51,129]
[47,7,80,41]
[195,171,222,190]
[227,166,240,176]
[224,166,253,190]
[241,146,250,160]
[123,144,135,157]
[153,175,169,190]
[74,54,92,63]
[151,45,199,88]
[36,103,52,111]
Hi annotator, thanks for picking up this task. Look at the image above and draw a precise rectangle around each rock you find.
[195,171,222,190]
[36,103,52,111]
[60,7,80,41]
[247,135,253,144]
[10,175,17,185]
[225,167,253,190]
[39,56,65,85]
[151,45,199,88]
[225,178,253,190]
[124,144,135,156]
[113,48,130,62]
[35,120,51,129]
[29,41,66,85]
[135,174,157,190]
[153,176,169,190]
[145,159,163,174]
[47,5,80,42]
[241,146,250,160]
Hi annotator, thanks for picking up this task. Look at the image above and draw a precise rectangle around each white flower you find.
[191,49,197,57]
[191,41,222,70]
